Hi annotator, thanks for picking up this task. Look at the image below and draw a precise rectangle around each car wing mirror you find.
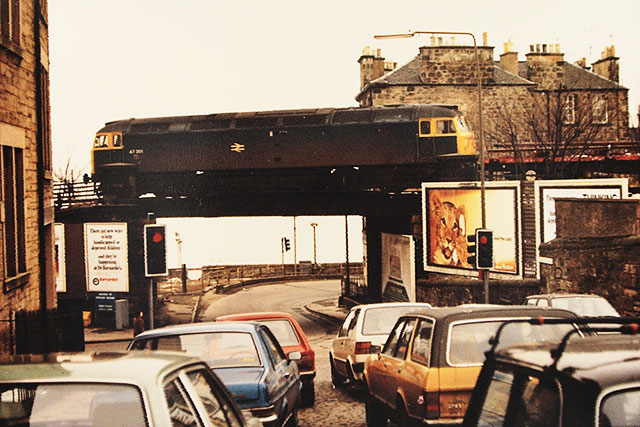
[288,351,302,361]
[369,345,381,355]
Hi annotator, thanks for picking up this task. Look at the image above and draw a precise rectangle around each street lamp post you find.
[310,222,318,265]
[374,31,489,302]
[175,232,186,293]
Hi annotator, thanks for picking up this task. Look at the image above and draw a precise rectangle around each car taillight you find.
[424,391,440,420]
[355,341,371,354]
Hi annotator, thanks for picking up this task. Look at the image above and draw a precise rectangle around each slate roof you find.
[359,55,626,96]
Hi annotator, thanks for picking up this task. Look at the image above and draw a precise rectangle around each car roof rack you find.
[485,317,640,369]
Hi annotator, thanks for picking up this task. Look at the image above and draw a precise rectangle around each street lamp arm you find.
[374,31,476,45]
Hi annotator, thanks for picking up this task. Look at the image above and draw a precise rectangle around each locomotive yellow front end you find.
[91,131,124,174]
[454,115,477,156]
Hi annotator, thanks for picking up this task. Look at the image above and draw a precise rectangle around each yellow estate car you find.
[364,305,579,426]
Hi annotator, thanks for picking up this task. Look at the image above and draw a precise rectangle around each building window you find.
[563,94,576,124]
[3,145,27,288]
[592,94,608,124]
[0,0,21,52]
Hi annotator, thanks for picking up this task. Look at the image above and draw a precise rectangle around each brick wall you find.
[0,1,52,353]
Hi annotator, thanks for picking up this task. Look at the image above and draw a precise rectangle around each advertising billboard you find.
[422,182,521,278]
[84,222,129,292]
[381,233,416,302]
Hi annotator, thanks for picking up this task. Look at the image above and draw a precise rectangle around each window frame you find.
[592,94,608,124]
[0,0,21,55]
[410,318,435,366]
[563,94,576,125]
[2,145,28,292]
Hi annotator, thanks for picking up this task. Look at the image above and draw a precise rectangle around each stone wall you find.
[539,198,640,315]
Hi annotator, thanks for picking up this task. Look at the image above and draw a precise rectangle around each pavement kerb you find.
[304,298,349,326]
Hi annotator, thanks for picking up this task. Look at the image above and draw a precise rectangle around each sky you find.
[48,0,640,267]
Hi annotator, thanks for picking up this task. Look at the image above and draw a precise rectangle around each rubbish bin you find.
[114,299,130,330]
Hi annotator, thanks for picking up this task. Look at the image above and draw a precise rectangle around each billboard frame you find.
[421,181,522,279]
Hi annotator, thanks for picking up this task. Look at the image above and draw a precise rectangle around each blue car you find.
[128,321,301,427]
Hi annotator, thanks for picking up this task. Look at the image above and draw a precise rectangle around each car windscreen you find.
[448,320,575,366]
[0,383,146,426]
[258,319,301,346]
[552,297,620,317]
[362,306,425,335]
[155,331,261,368]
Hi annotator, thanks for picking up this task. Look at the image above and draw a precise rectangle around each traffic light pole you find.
[148,277,155,330]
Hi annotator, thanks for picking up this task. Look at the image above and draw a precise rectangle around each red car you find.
[216,311,316,407]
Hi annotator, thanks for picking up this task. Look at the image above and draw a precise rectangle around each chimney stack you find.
[591,45,619,83]
[526,41,565,89]
[499,41,519,75]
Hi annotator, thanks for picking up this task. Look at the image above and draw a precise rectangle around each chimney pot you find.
[530,44,534,52]
[430,36,436,46]
[483,32,488,46]
[542,44,547,53]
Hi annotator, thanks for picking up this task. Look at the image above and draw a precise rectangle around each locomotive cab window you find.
[436,120,456,134]
[113,134,122,147]
[94,135,108,148]
[419,120,431,136]
[456,117,469,132]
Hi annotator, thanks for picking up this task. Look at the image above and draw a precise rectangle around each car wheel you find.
[347,361,357,382]
[300,382,315,407]
[395,397,411,427]
[365,394,387,427]
[330,355,346,388]
[285,408,298,427]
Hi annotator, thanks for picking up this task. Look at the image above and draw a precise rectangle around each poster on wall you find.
[535,178,629,244]
[54,223,66,292]
[84,222,129,292]
[422,182,521,278]
[381,233,416,302]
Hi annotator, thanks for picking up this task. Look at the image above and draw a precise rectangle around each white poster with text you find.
[54,223,66,292]
[84,223,129,292]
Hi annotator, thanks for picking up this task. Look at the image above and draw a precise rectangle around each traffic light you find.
[144,224,167,277]
[466,234,476,268]
[283,237,291,252]
[476,229,494,269]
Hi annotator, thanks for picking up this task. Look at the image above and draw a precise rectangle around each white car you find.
[329,302,431,386]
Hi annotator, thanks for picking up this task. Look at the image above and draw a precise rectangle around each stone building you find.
[357,36,631,170]
[1,1,55,353]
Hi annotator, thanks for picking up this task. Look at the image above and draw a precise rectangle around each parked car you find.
[523,292,620,317]
[0,351,260,426]
[330,302,432,387]
[129,321,300,427]
[463,318,640,426]
[364,305,579,426]
[216,311,316,407]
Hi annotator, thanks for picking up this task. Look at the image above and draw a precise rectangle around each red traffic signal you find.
[144,224,167,277]
[475,229,494,269]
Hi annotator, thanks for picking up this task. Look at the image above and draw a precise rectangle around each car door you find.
[401,318,435,419]
[367,318,410,407]
[384,318,417,410]
[333,308,359,377]
[259,326,299,417]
